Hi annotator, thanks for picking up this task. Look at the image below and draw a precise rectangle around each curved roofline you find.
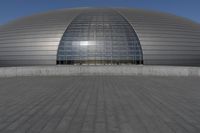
[0,7,200,66]
[1,7,199,26]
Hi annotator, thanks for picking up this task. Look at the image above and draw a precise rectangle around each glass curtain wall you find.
[57,10,143,65]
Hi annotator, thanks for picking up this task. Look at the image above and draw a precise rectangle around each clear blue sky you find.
[0,0,199,25]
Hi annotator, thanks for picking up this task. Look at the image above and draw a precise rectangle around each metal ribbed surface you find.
[0,8,83,66]
[117,8,200,66]
[0,8,200,66]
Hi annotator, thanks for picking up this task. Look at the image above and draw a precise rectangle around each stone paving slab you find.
[0,76,199,133]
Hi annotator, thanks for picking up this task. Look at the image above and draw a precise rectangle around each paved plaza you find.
[0,76,200,133]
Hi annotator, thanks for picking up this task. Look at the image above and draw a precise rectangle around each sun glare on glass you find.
[80,41,89,46]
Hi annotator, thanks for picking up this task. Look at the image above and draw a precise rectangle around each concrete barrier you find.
[0,65,200,77]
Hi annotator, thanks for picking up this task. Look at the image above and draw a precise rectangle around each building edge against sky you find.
[0,8,200,66]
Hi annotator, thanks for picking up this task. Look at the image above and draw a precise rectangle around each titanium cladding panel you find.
[0,8,83,66]
[118,9,200,66]
[0,8,200,66]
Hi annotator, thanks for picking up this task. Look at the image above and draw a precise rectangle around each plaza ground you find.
[0,76,200,133]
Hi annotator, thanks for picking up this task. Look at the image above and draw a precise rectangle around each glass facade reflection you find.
[57,10,143,65]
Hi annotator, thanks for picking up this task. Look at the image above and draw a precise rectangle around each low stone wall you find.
[0,65,200,77]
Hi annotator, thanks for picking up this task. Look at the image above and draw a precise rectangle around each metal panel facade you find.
[0,8,83,66]
[0,8,200,66]
[117,8,200,66]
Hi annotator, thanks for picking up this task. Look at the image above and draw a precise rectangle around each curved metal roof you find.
[0,8,200,66]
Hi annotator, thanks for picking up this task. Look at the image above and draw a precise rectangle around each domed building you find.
[0,8,200,66]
